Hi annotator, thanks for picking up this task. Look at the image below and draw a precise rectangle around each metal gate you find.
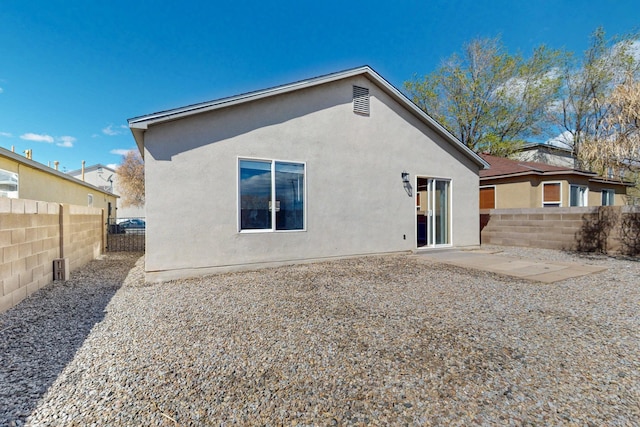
[106,217,145,252]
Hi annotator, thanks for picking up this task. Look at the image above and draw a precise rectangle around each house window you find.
[542,182,561,207]
[239,159,305,231]
[569,185,587,207]
[601,189,615,206]
[0,168,19,198]
[88,194,94,207]
[479,186,496,209]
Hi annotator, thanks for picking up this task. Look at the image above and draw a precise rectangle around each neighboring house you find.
[129,66,489,281]
[0,147,117,212]
[67,163,145,219]
[510,142,576,168]
[479,153,632,209]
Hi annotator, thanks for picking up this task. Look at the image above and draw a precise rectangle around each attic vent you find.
[353,85,370,116]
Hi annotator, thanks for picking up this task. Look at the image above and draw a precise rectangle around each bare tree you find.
[553,28,640,168]
[116,151,145,207]
[582,74,640,202]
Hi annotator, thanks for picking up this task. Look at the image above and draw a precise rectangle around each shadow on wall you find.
[0,253,142,425]
[575,207,618,254]
[619,212,640,256]
[575,207,640,256]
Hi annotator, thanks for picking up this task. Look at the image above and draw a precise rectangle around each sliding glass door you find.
[417,178,451,247]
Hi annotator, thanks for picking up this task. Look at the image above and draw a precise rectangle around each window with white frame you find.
[0,168,18,198]
[542,182,561,207]
[569,185,587,207]
[88,194,94,207]
[601,189,615,206]
[239,159,305,231]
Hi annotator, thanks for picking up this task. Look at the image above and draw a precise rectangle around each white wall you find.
[143,76,480,280]
[72,167,145,218]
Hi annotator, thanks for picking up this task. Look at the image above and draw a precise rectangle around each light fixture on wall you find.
[401,171,412,196]
[401,172,410,184]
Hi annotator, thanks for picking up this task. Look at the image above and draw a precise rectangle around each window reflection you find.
[275,162,304,230]
[240,160,272,229]
[0,169,18,198]
[239,160,305,231]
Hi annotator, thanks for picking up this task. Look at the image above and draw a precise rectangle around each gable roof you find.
[128,66,489,170]
[480,153,581,178]
[518,142,573,155]
[480,153,634,186]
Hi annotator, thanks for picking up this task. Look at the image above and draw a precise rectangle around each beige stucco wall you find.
[142,75,482,280]
[485,175,629,208]
[0,155,117,212]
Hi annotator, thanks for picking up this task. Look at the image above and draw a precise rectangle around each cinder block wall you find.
[0,198,105,313]
[65,205,104,272]
[481,206,640,254]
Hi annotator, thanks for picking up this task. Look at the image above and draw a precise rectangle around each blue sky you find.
[1,0,638,172]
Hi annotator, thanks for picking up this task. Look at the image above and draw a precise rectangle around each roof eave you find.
[480,169,599,181]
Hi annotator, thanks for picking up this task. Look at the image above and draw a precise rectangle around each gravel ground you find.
[0,247,638,426]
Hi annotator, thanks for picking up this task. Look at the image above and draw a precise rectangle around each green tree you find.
[405,37,563,155]
[116,151,145,207]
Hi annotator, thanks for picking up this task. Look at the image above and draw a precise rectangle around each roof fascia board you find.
[588,177,635,186]
[481,169,599,181]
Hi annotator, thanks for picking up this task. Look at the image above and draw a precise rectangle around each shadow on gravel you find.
[0,253,142,426]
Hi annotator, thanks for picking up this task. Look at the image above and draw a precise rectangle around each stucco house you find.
[67,163,145,219]
[0,146,117,212]
[129,66,489,281]
[480,153,632,209]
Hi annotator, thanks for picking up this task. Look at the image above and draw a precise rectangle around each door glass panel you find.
[434,180,450,245]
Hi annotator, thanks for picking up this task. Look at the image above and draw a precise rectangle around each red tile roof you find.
[479,153,589,178]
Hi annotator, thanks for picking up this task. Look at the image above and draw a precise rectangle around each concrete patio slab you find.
[413,249,608,283]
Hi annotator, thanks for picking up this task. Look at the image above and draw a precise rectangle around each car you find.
[117,219,146,233]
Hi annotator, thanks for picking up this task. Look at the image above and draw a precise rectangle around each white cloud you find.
[0,131,12,138]
[110,148,134,156]
[102,124,123,136]
[546,131,573,149]
[102,124,129,136]
[56,136,76,148]
[20,133,54,143]
[106,163,118,169]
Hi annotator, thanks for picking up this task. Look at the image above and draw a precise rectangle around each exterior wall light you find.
[401,172,412,196]
[401,172,410,184]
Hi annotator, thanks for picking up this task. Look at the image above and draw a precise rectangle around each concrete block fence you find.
[0,198,105,313]
[481,206,640,255]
